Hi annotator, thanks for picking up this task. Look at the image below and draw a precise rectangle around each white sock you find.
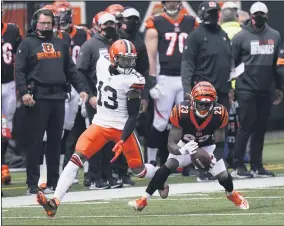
[54,161,79,202]
[147,148,158,163]
[38,155,47,187]
[59,154,64,175]
[226,190,234,196]
[142,192,152,200]
[136,163,157,179]
[83,161,89,173]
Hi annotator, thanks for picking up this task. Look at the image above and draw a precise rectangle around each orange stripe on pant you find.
[75,124,143,168]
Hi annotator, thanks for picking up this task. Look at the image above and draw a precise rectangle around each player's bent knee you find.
[215,170,229,181]
[209,159,227,177]
[165,158,179,172]
[70,151,87,167]
[130,165,145,177]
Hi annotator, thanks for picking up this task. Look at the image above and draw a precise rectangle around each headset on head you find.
[31,8,55,31]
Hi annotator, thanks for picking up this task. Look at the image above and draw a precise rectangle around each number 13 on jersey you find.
[165,32,188,56]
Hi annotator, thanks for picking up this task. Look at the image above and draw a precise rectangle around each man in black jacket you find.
[15,9,88,195]
[181,1,232,181]
[231,2,283,178]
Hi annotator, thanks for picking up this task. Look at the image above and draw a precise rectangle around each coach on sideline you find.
[15,8,88,195]
[231,2,283,178]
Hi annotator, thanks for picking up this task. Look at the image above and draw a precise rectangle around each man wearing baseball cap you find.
[231,2,283,178]
[76,12,122,189]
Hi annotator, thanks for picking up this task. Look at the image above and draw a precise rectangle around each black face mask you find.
[252,15,267,28]
[203,11,219,26]
[102,27,117,41]
[37,29,53,39]
[123,20,140,36]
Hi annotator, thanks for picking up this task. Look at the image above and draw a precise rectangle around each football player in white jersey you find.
[37,39,160,218]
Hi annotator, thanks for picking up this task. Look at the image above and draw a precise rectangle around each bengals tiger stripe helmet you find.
[190,81,218,118]
[109,39,137,75]
[53,1,73,31]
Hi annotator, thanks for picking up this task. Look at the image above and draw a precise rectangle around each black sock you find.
[1,140,9,165]
[218,173,234,192]
[146,165,172,195]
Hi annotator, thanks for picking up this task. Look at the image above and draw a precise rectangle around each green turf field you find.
[2,187,284,225]
[2,140,284,197]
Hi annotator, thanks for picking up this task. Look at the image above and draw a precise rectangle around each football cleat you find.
[158,184,169,199]
[227,191,249,210]
[37,191,59,218]
[1,165,11,185]
[128,197,147,212]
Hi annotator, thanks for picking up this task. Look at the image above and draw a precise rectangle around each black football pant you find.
[20,99,65,188]
[233,93,272,169]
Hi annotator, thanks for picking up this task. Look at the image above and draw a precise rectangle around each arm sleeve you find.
[181,32,199,96]
[274,36,283,90]
[120,90,142,142]
[15,41,29,96]
[64,44,88,93]
[76,40,98,97]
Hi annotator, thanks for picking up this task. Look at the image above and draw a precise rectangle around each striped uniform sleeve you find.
[170,104,181,128]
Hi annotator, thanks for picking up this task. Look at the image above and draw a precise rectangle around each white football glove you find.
[149,84,163,100]
[81,102,88,118]
[179,140,199,155]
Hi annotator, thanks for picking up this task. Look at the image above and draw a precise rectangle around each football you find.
[190,148,212,171]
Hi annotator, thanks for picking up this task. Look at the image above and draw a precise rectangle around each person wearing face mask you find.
[15,8,89,195]
[181,1,232,182]
[76,12,123,190]
[231,2,283,178]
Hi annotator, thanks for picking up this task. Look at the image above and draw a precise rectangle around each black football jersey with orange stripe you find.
[68,26,90,64]
[56,31,71,46]
[1,23,22,83]
[170,101,228,147]
[145,13,196,76]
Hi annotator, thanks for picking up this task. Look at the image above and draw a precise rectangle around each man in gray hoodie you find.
[231,2,283,178]
[76,12,122,189]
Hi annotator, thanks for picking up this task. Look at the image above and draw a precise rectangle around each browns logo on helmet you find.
[109,39,137,75]
[190,81,218,118]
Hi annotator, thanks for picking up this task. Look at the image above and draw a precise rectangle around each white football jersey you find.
[92,56,145,130]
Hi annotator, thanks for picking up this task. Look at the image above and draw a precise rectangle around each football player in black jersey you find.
[144,1,198,166]
[128,81,249,212]
[1,8,22,184]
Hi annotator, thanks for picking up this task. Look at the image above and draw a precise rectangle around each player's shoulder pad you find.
[215,103,228,129]
[170,103,182,128]
[145,16,157,29]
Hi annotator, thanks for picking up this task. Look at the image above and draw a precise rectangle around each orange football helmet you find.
[105,4,124,17]
[93,11,107,28]
[109,39,137,74]
[53,1,73,31]
[190,81,218,118]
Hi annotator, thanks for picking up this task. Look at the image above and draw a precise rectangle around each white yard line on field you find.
[3,212,284,219]
[2,177,284,208]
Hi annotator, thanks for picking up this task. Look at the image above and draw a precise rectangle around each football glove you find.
[110,140,124,163]
[149,84,163,100]
[179,140,199,155]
